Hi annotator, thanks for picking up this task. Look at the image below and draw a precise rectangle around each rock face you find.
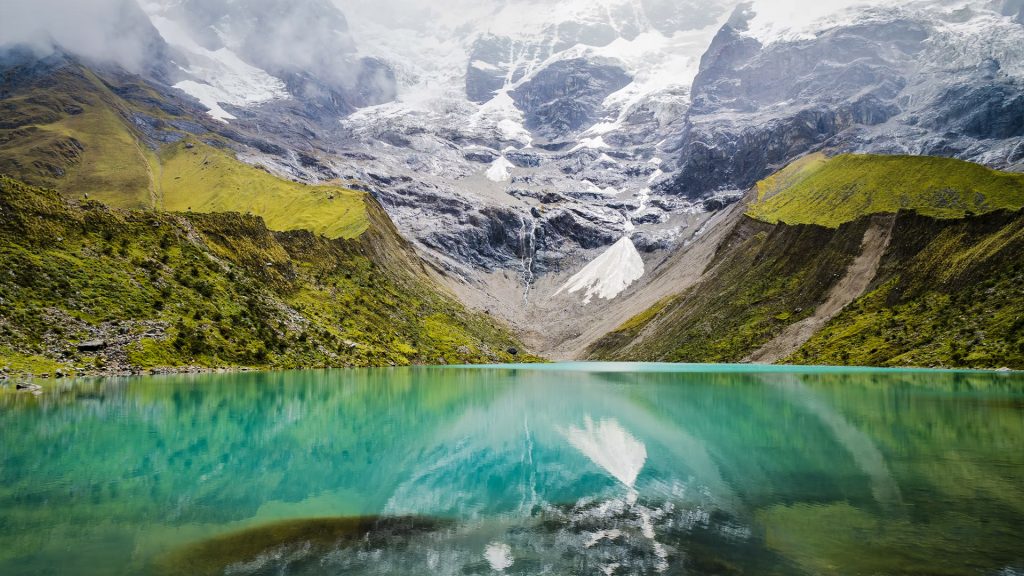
[12,0,1022,358]
[1002,0,1024,23]
[667,2,1024,198]
[511,58,633,140]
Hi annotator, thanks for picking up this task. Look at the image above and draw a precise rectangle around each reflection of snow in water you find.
[563,416,674,573]
[484,541,514,571]
[563,416,648,489]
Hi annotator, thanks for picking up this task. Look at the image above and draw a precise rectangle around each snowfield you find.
[556,237,645,305]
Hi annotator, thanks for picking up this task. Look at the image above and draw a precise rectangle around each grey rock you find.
[511,58,632,140]
[76,340,108,352]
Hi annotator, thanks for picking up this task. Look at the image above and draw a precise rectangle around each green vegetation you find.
[789,211,1024,368]
[0,64,158,208]
[158,141,368,239]
[0,60,369,240]
[747,154,1024,227]
[0,176,534,375]
[587,219,868,362]
[592,154,1024,369]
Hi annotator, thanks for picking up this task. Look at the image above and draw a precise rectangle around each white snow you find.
[583,180,619,196]
[562,416,647,489]
[484,542,514,571]
[471,59,500,71]
[555,237,645,305]
[485,156,515,182]
[570,136,610,153]
[145,14,289,123]
[471,91,534,147]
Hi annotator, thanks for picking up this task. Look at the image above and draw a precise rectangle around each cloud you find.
[0,0,164,72]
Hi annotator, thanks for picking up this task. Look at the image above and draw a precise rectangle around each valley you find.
[1,0,1023,373]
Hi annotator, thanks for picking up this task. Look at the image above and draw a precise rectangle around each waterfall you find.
[518,214,537,303]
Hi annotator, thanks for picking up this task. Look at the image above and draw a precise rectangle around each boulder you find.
[76,340,107,352]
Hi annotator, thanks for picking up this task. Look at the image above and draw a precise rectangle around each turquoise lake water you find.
[1,363,1022,575]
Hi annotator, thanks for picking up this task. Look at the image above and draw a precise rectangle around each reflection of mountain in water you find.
[1,366,1022,575]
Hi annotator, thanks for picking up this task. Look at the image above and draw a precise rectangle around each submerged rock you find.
[154,516,447,576]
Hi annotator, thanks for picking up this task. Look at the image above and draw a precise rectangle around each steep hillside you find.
[0,54,370,241]
[748,154,1024,227]
[589,155,1024,369]
[0,176,533,377]
[0,58,160,208]
[788,211,1024,368]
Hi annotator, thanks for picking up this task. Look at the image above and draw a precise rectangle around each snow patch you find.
[744,0,890,43]
[146,14,289,123]
[485,156,515,182]
[570,136,610,152]
[555,237,644,305]
[471,59,500,71]
[583,180,619,196]
[471,91,534,147]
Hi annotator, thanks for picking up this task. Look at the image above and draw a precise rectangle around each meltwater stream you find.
[1,363,1022,575]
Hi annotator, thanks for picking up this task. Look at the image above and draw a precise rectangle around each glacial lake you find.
[1,363,1022,575]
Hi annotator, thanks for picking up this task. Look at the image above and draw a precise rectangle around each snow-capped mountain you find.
[670,0,1024,198]
[11,0,1020,355]
[140,0,396,123]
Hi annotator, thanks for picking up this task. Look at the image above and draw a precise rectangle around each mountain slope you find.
[588,155,1024,369]
[0,53,373,240]
[747,153,1024,227]
[0,176,533,376]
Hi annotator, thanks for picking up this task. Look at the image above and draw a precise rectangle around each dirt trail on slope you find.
[745,214,895,364]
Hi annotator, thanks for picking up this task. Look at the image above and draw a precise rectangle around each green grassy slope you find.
[0,63,157,208]
[0,177,534,376]
[590,155,1024,369]
[587,218,869,363]
[159,141,368,239]
[788,211,1024,368]
[0,58,369,240]
[747,154,1024,227]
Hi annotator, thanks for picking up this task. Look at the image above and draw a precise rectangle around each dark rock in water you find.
[154,516,447,576]
[16,383,42,391]
[76,340,107,352]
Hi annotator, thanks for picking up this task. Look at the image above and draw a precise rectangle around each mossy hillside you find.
[158,141,368,239]
[0,62,158,208]
[0,176,532,375]
[1,58,369,241]
[789,210,1024,368]
[747,154,1024,228]
[586,217,869,363]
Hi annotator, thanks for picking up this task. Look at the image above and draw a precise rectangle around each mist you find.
[0,0,899,76]
[0,0,166,72]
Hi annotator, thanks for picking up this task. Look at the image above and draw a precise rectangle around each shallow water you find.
[1,363,1022,575]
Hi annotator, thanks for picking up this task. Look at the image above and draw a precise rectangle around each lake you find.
[1,363,1022,575]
